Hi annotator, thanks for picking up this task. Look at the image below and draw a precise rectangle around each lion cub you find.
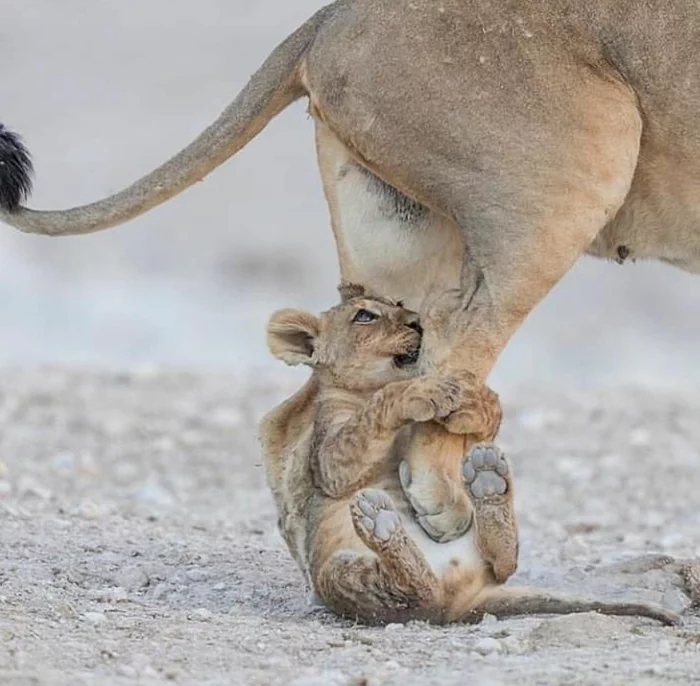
[260,294,677,625]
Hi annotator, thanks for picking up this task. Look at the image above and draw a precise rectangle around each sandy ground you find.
[1,369,699,685]
[2,3,700,684]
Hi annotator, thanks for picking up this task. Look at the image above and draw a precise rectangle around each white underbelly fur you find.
[335,164,464,305]
[383,476,483,578]
[336,169,432,274]
[402,515,482,577]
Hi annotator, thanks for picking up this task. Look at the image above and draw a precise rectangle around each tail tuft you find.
[0,124,34,212]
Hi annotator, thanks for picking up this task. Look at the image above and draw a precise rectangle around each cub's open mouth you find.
[394,347,420,368]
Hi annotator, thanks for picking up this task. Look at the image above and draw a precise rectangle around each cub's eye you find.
[353,309,378,324]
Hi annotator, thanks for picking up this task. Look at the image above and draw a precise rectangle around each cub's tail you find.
[467,585,679,626]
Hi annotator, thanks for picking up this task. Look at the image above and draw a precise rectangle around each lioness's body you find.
[2,0,700,540]
[261,295,676,625]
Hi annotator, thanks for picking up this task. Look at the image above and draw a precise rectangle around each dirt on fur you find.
[1,368,699,685]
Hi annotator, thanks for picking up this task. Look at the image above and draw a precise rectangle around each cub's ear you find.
[338,282,367,303]
[267,309,321,366]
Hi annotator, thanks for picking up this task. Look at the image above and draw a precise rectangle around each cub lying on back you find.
[260,292,677,625]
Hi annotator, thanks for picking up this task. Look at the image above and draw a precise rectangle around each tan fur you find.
[4,0,700,541]
[260,291,677,626]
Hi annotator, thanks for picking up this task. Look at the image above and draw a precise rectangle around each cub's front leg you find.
[310,377,462,499]
[435,372,502,440]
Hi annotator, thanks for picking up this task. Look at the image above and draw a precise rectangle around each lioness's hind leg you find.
[463,444,518,583]
[316,490,438,624]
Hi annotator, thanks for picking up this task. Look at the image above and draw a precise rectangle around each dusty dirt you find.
[1,368,700,685]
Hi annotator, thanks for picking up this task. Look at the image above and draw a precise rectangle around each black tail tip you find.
[0,123,34,212]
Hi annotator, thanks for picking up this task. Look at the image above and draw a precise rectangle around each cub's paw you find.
[399,461,474,543]
[462,443,510,499]
[351,489,402,550]
[462,443,517,583]
[401,377,462,423]
[439,383,502,440]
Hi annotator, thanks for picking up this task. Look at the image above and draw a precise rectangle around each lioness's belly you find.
[322,119,700,286]
[339,152,700,282]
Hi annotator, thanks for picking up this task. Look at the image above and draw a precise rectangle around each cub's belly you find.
[402,516,483,577]
[382,479,483,578]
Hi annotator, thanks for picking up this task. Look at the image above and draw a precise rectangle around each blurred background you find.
[2,0,699,395]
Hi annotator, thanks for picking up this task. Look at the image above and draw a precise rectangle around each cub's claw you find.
[402,377,462,423]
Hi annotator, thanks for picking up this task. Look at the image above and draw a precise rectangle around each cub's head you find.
[267,284,422,391]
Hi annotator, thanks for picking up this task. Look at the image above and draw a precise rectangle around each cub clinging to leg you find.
[260,288,677,625]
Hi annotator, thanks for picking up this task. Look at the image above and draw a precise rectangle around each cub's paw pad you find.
[353,489,400,542]
[462,444,508,498]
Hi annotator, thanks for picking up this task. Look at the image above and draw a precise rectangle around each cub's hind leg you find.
[462,443,518,583]
[314,489,438,624]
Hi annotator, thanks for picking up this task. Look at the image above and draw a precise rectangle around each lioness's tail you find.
[465,585,679,626]
[0,4,334,236]
[0,125,33,212]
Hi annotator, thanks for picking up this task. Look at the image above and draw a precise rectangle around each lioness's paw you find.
[399,461,474,543]
[402,377,462,423]
[351,489,402,546]
[416,508,475,544]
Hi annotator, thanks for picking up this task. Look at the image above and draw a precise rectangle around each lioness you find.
[3,0,700,541]
[260,291,677,625]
